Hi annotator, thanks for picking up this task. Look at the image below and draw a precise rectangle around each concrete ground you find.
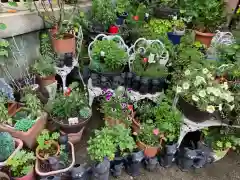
[74,103,240,180]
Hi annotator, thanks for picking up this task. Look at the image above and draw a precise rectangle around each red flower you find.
[64,87,71,96]
[133,16,139,21]
[143,58,148,63]
[108,25,119,34]
[127,105,133,111]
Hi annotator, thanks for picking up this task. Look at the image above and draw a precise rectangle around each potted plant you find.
[89,35,128,75]
[152,0,179,19]
[36,130,60,161]
[154,100,182,167]
[129,38,169,94]
[87,127,116,180]
[202,128,240,161]
[180,0,226,47]
[0,93,47,149]
[115,0,130,26]
[32,55,56,87]
[100,89,132,127]
[49,83,92,134]
[175,66,235,122]
[34,0,77,54]
[134,123,164,158]
[0,132,17,163]
[7,150,36,180]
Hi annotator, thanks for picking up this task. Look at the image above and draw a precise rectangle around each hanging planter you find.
[129,38,169,94]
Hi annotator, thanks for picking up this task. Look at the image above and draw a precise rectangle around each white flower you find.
[229,104,235,111]
[176,86,182,94]
[222,82,229,90]
[227,95,234,103]
[207,87,214,94]
[202,68,209,74]
[184,69,191,76]
[199,90,206,98]
[207,73,213,79]
[100,51,105,56]
[192,95,199,102]
[172,15,178,20]
[182,82,190,90]
[195,76,206,86]
[212,88,221,97]
[219,104,223,111]
[210,96,215,102]
[206,105,215,113]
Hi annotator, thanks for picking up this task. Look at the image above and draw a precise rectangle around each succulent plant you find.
[14,118,36,132]
[0,132,15,162]
[80,107,91,119]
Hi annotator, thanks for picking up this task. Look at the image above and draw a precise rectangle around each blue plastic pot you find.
[116,12,128,26]
[167,32,182,45]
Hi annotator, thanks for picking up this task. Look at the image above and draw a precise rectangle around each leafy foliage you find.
[50,86,89,120]
[90,39,128,72]
[39,33,55,58]
[116,0,130,14]
[180,0,226,32]
[0,95,12,125]
[0,39,9,58]
[7,150,35,178]
[154,100,182,143]
[217,43,240,64]
[91,0,116,30]
[0,132,15,162]
[32,55,56,77]
[37,129,60,151]
[87,124,135,162]
[14,118,36,132]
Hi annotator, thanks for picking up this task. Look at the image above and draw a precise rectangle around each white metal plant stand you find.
[55,26,83,91]
[128,38,169,70]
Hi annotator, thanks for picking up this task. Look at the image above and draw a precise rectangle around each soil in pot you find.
[36,141,60,161]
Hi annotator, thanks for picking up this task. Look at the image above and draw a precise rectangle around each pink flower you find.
[127,105,133,111]
[153,129,159,136]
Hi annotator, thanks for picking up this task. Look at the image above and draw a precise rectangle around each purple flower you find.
[102,88,108,94]
[127,88,132,93]
[121,103,127,109]
[106,96,111,101]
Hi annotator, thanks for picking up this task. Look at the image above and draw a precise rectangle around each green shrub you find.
[14,119,36,132]
[0,132,15,162]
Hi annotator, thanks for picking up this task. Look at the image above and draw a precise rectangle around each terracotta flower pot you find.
[60,126,85,145]
[136,141,159,158]
[0,112,48,149]
[36,75,56,87]
[0,171,10,180]
[14,168,35,180]
[36,140,60,161]
[52,33,76,54]
[195,30,215,47]
[132,118,140,133]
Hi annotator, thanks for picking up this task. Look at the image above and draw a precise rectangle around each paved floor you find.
[75,103,240,180]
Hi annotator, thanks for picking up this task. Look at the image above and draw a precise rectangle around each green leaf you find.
[0,23,7,30]
[8,1,18,7]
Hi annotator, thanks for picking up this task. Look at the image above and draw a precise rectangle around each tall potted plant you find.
[7,150,36,180]
[180,0,226,47]
[33,0,77,54]
[175,66,235,122]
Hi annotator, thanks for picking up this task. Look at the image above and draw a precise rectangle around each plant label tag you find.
[148,53,156,63]
[68,117,79,125]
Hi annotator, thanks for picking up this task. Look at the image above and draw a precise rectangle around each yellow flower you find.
[206,105,215,113]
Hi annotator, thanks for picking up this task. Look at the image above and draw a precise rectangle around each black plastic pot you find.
[112,76,125,89]
[40,176,61,180]
[116,12,128,26]
[154,6,179,19]
[177,96,217,123]
[64,52,74,67]
[59,135,70,152]
[139,77,150,94]
[71,164,91,180]
[160,143,178,168]
[100,76,111,89]
[110,157,124,178]
[125,150,144,177]
[177,147,198,171]
[91,73,101,87]
[92,158,110,180]
[126,72,133,88]
[132,75,141,91]
[144,157,159,171]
